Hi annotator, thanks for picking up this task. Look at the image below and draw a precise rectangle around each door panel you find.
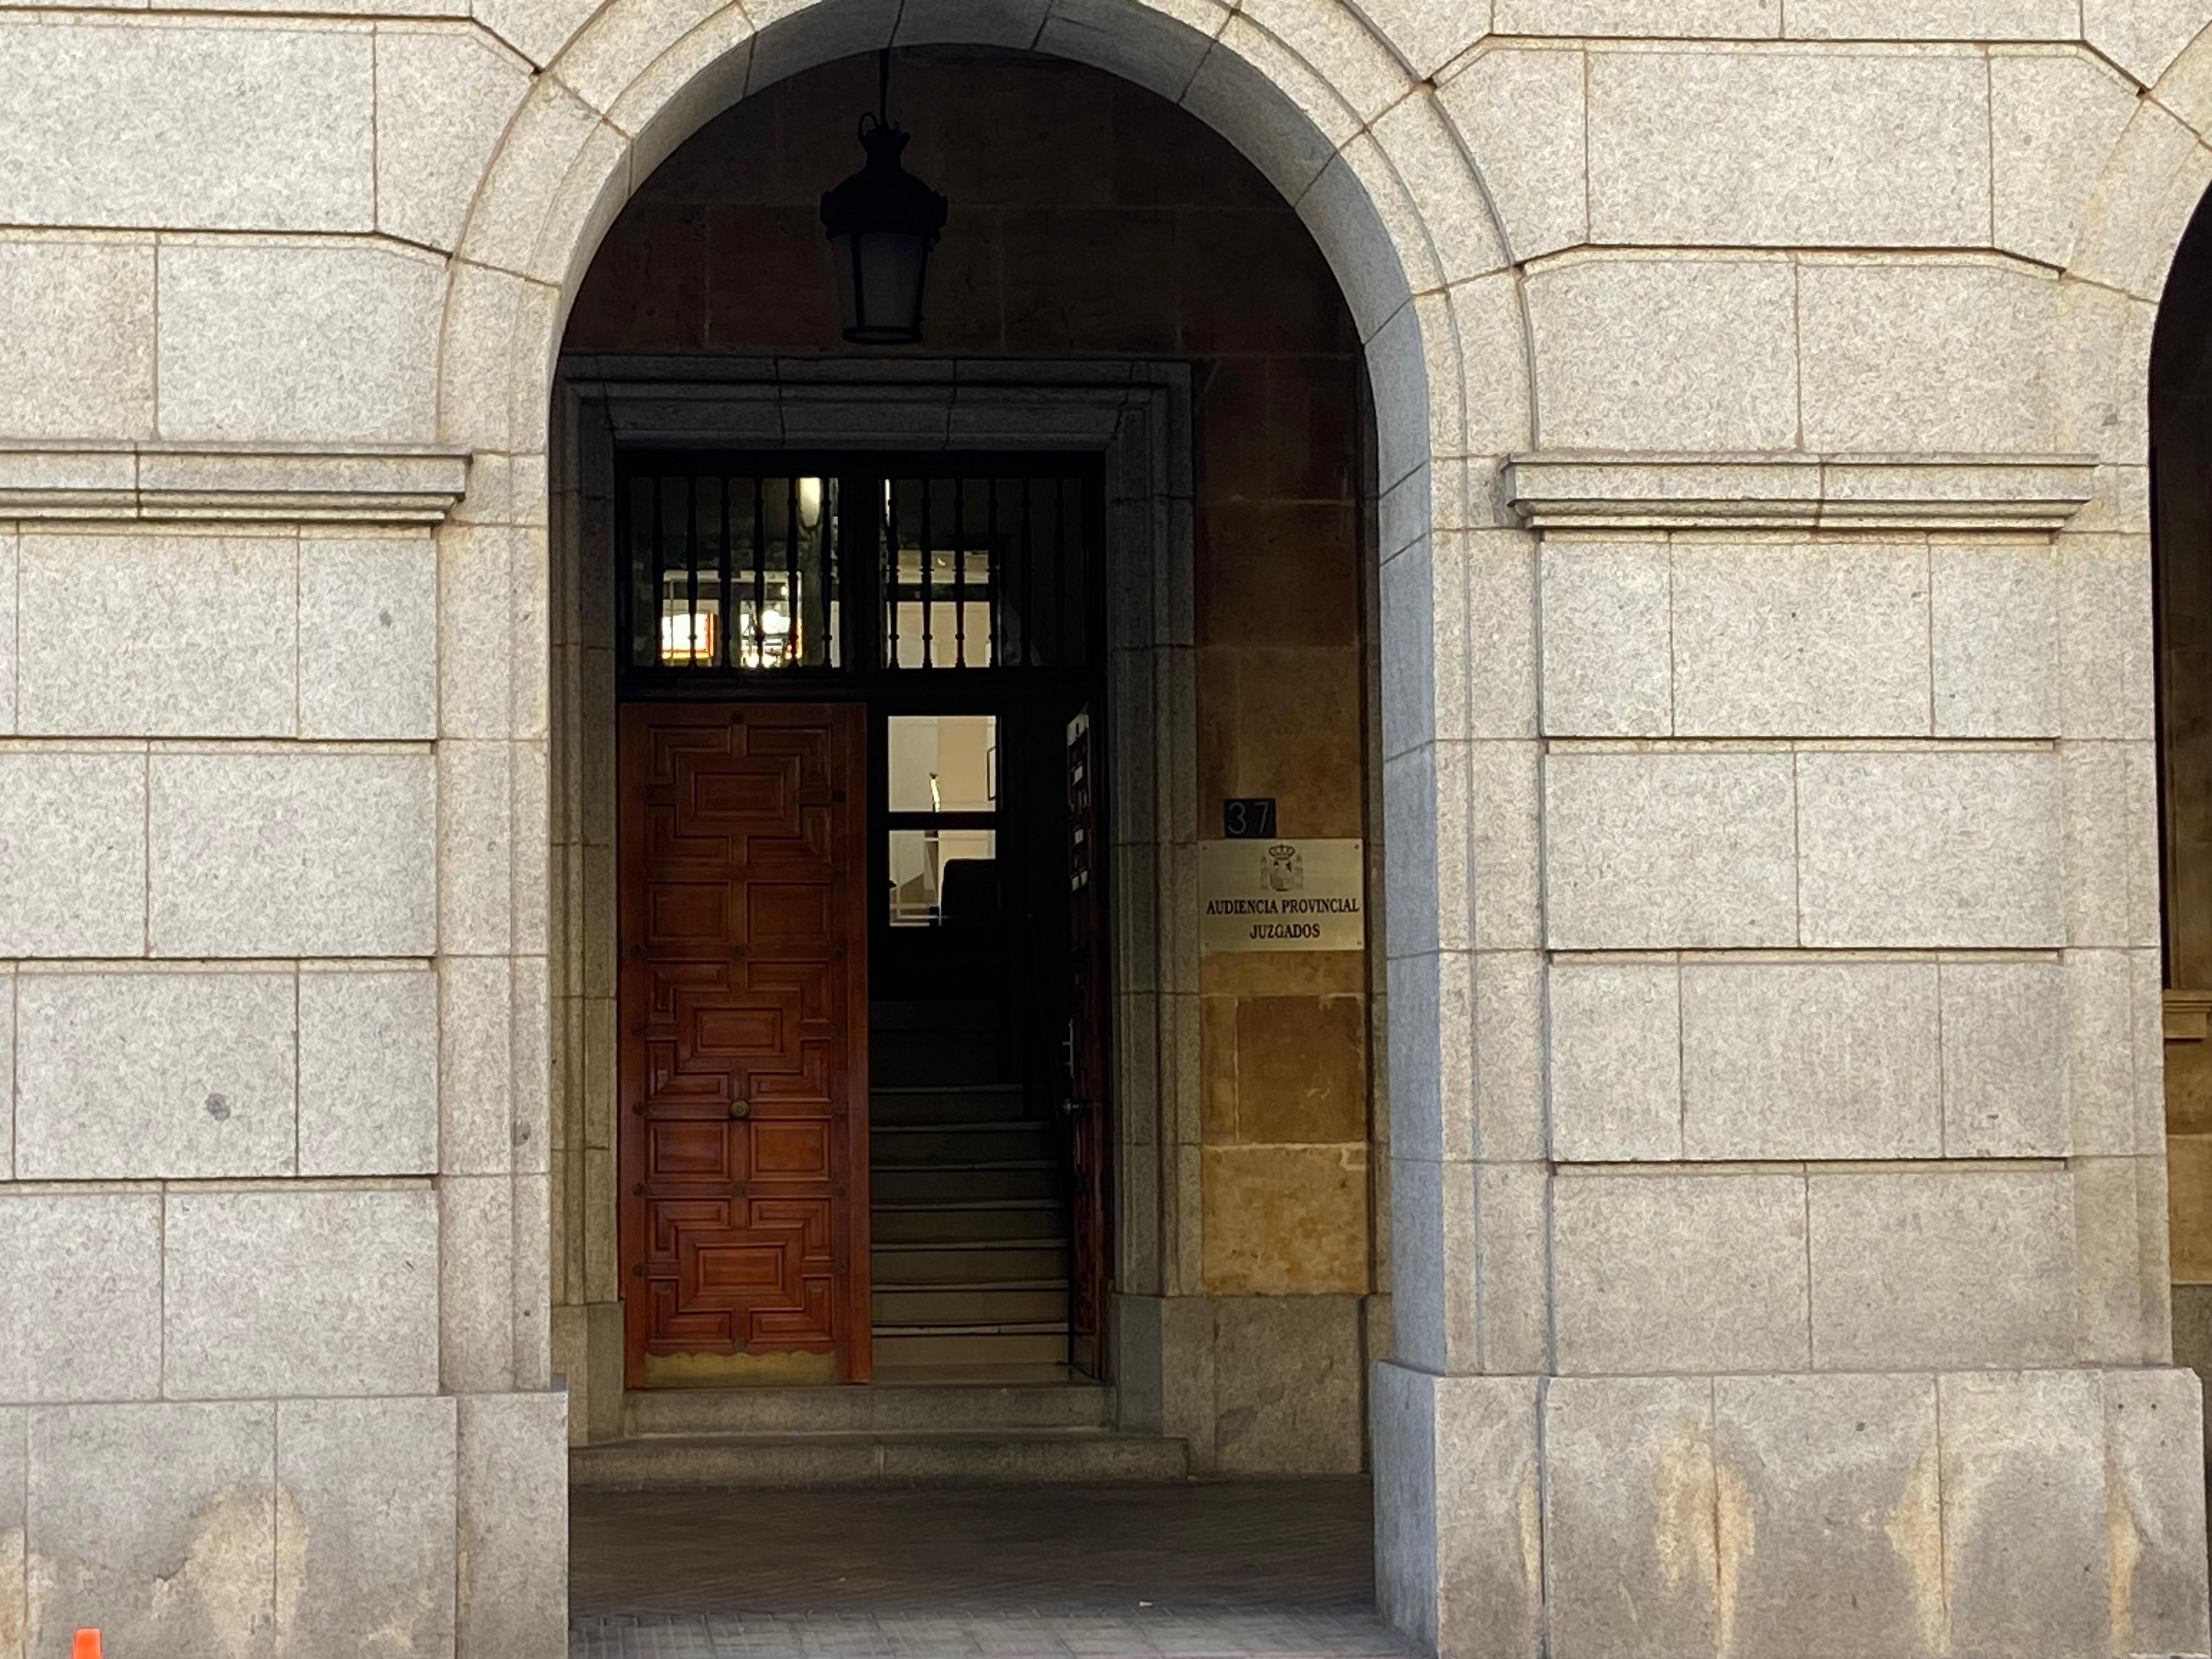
[619,703,870,1386]
[1065,707,1110,1378]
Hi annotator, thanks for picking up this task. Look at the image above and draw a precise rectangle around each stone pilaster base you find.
[1112,1291,1377,1472]
[3,1385,565,1659]
[1374,1361,2212,1659]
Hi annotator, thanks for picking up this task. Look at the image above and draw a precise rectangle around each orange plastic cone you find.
[71,1631,101,1659]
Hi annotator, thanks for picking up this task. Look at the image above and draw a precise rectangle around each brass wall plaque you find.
[1199,837,1366,953]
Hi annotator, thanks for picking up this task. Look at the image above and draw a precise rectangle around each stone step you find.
[622,1381,1111,1437]
[872,1121,1054,1166]
[872,1329,1070,1368]
[871,1283,1069,1325]
[870,1200,1065,1243]
[872,1031,1005,1088]
[871,1084,1028,1126]
[872,1241,1069,1284]
[873,1163,1060,1204]
[572,1429,1187,1490]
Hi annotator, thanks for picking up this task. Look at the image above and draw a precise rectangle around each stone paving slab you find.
[569,1479,1412,1658]
[571,1610,1417,1657]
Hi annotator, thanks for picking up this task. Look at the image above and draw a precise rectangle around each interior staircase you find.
[569,999,1188,1488]
[871,1080,1074,1370]
[870,999,1074,1372]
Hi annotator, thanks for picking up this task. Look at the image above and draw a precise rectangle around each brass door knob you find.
[730,1099,752,1120]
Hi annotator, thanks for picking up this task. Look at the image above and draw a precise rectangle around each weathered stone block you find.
[27,1401,276,1659]
[1800,258,2057,453]
[442,1173,518,1395]
[439,740,516,955]
[2070,947,2154,1155]
[1588,46,1988,247]
[0,1405,20,1658]
[456,1391,568,1659]
[0,752,145,958]
[1543,1375,1717,1659]
[149,748,436,957]
[1470,951,1545,1164]
[374,25,534,252]
[1671,538,1929,737]
[0,531,12,734]
[0,1192,161,1403]
[1493,0,1778,35]
[1711,1373,1943,1658]
[298,535,438,740]
[2103,1367,2212,1659]
[1538,540,1670,737]
[2060,532,2157,740]
[1201,1143,1368,1295]
[18,532,297,738]
[1474,1163,1550,1374]
[1387,1155,1478,1375]
[163,1186,439,1398]
[14,970,296,1180]
[1211,1296,1363,1473]
[1931,539,2059,737]
[1796,749,2062,947]
[0,236,155,440]
[1938,1370,2105,1658]
[1372,1365,1542,1659]
[442,955,518,1176]
[1386,952,1465,1165]
[1808,1169,2074,1368]
[1793,0,2077,38]
[1547,960,1680,1161]
[2074,1155,2170,1365]
[298,967,438,1176]
[1232,995,1365,1144]
[1435,44,1586,262]
[1940,960,2068,1156]
[1553,1171,1809,1373]
[0,20,372,232]
[2063,739,2160,949]
[1544,752,1797,949]
[1524,253,1799,451]
[156,239,443,443]
[1681,960,1940,1159]
[275,1396,458,1658]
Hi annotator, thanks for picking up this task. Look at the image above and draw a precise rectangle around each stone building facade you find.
[1,1,2210,1657]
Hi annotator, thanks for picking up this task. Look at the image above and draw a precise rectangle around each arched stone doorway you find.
[437,2,1509,1651]
[548,47,1385,1477]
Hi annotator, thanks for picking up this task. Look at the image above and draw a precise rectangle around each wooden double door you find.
[618,699,1113,1387]
[618,703,871,1385]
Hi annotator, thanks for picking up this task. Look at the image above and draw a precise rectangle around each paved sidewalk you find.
[569,1479,1413,1658]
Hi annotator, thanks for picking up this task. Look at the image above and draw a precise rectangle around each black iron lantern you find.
[820,51,949,346]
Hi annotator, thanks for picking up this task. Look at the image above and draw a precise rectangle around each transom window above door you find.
[616,454,1098,686]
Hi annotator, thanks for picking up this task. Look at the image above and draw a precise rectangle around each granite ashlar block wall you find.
[0,0,2209,1656]
[0,509,563,1657]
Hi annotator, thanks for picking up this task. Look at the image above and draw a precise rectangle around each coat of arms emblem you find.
[1262,842,1304,893]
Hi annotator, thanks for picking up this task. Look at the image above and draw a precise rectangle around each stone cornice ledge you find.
[0,442,471,525]
[1505,452,2098,533]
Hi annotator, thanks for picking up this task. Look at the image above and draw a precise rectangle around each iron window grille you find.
[616,453,1099,691]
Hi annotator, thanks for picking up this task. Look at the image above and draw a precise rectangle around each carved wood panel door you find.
[619,703,870,1386]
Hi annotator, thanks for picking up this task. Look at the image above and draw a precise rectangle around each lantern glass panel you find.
[834,229,930,343]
